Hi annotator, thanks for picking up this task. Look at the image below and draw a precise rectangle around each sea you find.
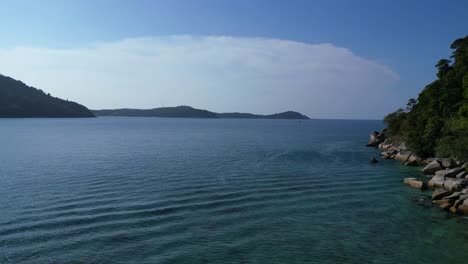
[1,117,467,263]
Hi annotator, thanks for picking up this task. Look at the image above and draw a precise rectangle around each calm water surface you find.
[0,118,467,263]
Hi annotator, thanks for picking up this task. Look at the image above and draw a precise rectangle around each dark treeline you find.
[384,36,468,160]
[0,74,94,118]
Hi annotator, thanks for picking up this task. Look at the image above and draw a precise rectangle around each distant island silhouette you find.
[0,73,308,120]
[0,74,94,118]
[93,106,310,120]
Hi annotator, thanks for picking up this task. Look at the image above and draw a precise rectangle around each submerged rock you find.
[369,157,379,163]
[412,197,433,208]
[404,178,426,190]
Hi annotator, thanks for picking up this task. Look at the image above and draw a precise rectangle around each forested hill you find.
[384,36,468,160]
[93,106,310,120]
[0,74,94,118]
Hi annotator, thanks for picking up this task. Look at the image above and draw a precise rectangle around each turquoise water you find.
[0,118,467,264]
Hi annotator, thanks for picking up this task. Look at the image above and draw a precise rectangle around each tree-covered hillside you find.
[0,74,94,118]
[384,36,468,160]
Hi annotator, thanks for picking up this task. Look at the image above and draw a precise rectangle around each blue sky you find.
[0,0,467,119]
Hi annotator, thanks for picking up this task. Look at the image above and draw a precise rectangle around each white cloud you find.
[0,36,399,119]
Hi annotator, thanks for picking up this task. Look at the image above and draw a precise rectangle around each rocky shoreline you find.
[366,129,468,215]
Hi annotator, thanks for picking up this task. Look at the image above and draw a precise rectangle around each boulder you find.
[424,158,439,164]
[380,152,391,159]
[450,205,459,214]
[421,160,443,175]
[432,189,454,200]
[441,158,456,168]
[407,153,422,163]
[428,175,445,188]
[461,188,468,195]
[453,198,465,209]
[442,191,461,200]
[458,199,468,214]
[378,142,390,151]
[458,205,468,214]
[435,167,465,178]
[439,202,452,210]
[394,150,413,162]
[456,171,467,179]
[370,157,379,163]
[443,178,468,191]
[380,149,398,159]
[403,178,426,189]
[366,130,385,147]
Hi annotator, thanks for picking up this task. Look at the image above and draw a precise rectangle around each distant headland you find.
[0,74,94,118]
[92,106,310,120]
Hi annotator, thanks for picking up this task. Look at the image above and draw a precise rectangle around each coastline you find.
[366,129,468,215]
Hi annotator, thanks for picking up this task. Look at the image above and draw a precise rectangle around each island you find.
[0,74,95,118]
[92,106,310,120]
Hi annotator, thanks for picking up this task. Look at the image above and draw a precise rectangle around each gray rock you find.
[443,191,461,200]
[422,160,443,175]
[456,171,467,179]
[432,189,454,200]
[370,157,379,163]
[441,158,456,168]
[394,150,413,162]
[458,204,468,214]
[435,167,465,178]
[380,151,396,159]
[443,178,468,191]
[425,158,439,164]
[428,175,445,189]
[366,130,385,147]
[407,152,422,163]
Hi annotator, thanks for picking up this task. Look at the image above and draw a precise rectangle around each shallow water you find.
[0,117,467,263]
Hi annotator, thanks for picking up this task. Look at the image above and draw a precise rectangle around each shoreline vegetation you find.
[367,36,468,215]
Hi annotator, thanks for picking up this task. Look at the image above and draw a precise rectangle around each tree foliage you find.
[384,36,468,160]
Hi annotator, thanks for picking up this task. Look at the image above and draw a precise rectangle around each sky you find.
[0,0,467,119]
